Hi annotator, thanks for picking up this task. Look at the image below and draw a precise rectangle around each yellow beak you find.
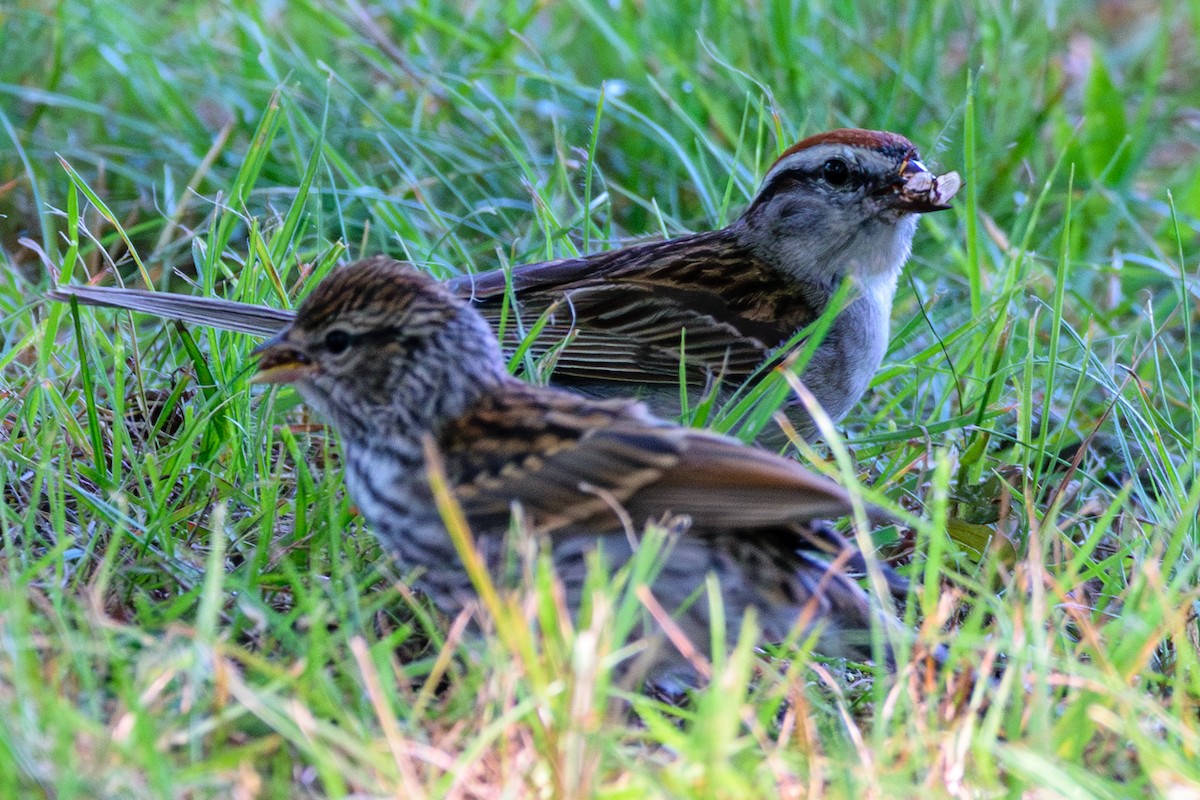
[251,331,314,384]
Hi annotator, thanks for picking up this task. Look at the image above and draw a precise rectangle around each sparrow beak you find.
[251,330,315,384]
[879,157,962,214]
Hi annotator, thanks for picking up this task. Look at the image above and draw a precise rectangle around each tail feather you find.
[48,286,292,337]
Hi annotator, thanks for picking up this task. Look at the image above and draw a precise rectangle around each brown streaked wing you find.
[444,231,737,300]
[446,252,602,300]
[621,428,855,530]
[501,230,822,342]
[482,283,775,386]
[450,231,822,388]
[441,384,854,541]
[440,387,685,534]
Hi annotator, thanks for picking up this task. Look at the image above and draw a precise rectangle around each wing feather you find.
[623,428,854,530]
[452,231,820,390]
[441,385,853,541]
[479,285,774,385]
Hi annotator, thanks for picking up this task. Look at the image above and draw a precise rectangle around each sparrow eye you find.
[324,329,351,354]
[821,158,851,187]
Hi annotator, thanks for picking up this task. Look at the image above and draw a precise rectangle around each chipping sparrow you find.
[251,257,909,682]
[50,128,959,442]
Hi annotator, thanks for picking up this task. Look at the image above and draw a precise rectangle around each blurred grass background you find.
[2,0,1199,796]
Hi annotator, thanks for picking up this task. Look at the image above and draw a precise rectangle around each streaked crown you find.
[292,256,464,335]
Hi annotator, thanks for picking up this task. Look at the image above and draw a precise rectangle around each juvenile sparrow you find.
[50,129,960,441]
[250,257,907,681]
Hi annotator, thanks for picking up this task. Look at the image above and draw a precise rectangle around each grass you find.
[2,0,1200,796]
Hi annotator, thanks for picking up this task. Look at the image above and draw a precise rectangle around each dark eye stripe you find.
[765,166,820,186]
[321,326,416,352]
[749,163,866,212]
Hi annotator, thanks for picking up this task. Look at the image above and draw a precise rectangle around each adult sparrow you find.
[50,129,960,442]
[248,256,907,684]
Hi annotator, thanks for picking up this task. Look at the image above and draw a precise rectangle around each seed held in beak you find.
[889,168,962,214]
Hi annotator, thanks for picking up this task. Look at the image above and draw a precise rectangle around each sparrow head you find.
[737,128,960,283]
[253,257,505,437]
